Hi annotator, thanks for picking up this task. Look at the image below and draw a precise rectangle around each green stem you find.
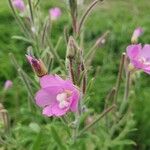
[8,0,30,37]
[78,0,104,35]
[113,53,126,104]
[28,0,34,24]
[77,105,116,137]
[85,30,109,66]
[18,68,35,105]
[119,71,131,115]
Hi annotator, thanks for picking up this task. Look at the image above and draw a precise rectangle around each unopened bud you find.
[66,36,77,59]
[26,55,48,77]
[12,0,26,12]
[4,80,13,91]
[0,108,9,132]
[49,7,61,21]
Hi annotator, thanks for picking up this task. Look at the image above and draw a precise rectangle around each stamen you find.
[56,91,72,109]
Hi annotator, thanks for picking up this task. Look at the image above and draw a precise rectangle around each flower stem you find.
[18,68,35,106]
[8,0,29,37]
[68,57,75,84]
[78,0,104,35]
[85,31,109,66]
[104,87,116,109]
[77,105,116,137]
[119,71,131,115]
[28,0,34,24]
[113,53,126,104]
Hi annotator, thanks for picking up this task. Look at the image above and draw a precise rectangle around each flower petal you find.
[126,44,141,60]
[42,105,53,117]
[40,75,64,88]
[52,104,68,116]
[35,86,63,107]
[140,44,150,59]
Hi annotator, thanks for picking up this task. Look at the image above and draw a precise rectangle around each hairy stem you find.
[78,0,104,35]
[113,53,126,104]
[77,105,116,137]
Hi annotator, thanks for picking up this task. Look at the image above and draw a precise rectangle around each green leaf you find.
[12,35,34,44]
[111,139,136,147]
[31,131,42,150]
[51,126,66,150]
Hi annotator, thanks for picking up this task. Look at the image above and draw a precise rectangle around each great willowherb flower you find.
[131,27,143,44]
[126,44,150,74]
[12,0,25,12]
[49,7,61,21]
[4,80,13,91]
[26,55,48,77]
[35,75,80,117]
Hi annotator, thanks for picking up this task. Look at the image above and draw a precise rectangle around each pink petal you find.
[63,80,75,90]
[143,69,150,74]
[52,104,68,117]
[140,44,150,59]
[35,86,63,107]
[40,75,64,88]
[42,105,53,117]
[132,27,143,38]
[131,60,143,69]
[26,55,33,64]
[126,44,141,60]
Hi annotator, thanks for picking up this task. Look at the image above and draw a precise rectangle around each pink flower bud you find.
[49,7,61,21]
[12,0,25,12]
[26,55,48,77]
[4,80,13,90]
[131,27,143,44]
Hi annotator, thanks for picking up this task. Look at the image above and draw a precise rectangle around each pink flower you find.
[126,44,150,74]
[26,55,48,77]
[131,27,143,44]
[35,75,80,117]
[49,7,61,21]
[4,80,13,90]
[12,0,25,12]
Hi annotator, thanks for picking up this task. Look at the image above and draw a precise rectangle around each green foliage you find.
[0,0,150,150]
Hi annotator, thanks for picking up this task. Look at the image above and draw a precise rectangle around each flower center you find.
[56,91,72,109]
[138,57,150,66]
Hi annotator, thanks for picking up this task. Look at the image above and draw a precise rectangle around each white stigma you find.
[56,92,69,109]
[59,101,69,109]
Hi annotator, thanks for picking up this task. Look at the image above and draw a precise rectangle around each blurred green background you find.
[0,0,150,149]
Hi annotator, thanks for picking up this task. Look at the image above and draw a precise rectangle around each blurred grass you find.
[0,0,150,149]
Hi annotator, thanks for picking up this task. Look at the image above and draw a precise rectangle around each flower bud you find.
[4,80,13,91]
[131,27,143,44]
[66,36,77,59]
[12,0,25,12]
[49,7,61,21]
[26,55,48,77]
[0,104,9,132]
